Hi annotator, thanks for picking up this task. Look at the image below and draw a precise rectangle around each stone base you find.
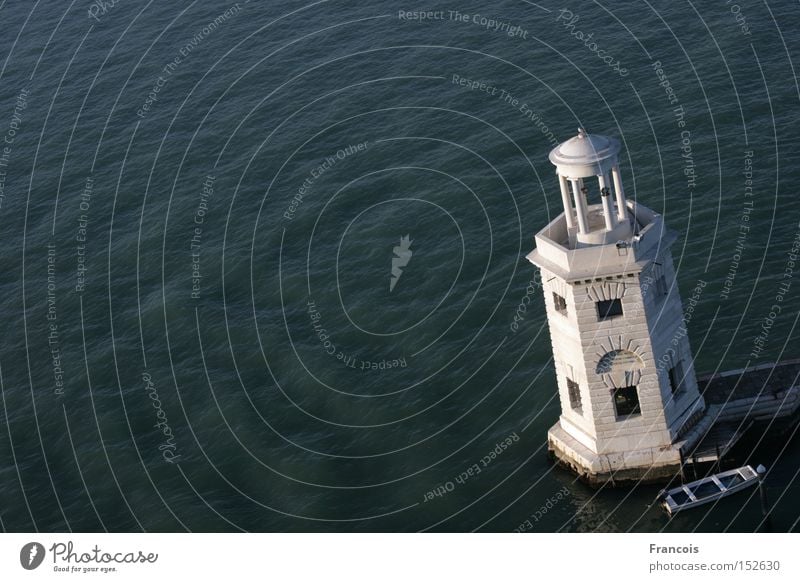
[548,422,692,487]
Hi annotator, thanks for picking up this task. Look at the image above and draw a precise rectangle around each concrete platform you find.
[548,422,691,486]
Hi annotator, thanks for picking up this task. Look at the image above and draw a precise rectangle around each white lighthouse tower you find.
[528,129,707,484]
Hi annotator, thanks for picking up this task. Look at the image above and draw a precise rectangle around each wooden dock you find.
[682,359,800,467]
[685,419,753,464]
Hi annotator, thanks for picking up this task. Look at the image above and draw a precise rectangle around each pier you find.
[681,359,800,471]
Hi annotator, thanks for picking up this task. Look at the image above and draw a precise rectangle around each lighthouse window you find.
[613,385,641,418]
[668,361,685,395]
[655,274,668,298]
[566,378,582,411]
[597,298,623,320]
[553,293,567,315]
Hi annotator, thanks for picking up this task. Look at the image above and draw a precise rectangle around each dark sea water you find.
[0,0,799,532]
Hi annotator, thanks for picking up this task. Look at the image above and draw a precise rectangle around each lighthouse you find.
[528,129,707,484]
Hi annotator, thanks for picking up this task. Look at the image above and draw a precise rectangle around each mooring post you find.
[756,464,772,532]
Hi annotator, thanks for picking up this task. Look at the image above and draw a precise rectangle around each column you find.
[559,174,575,229]
[570,179,589,234]
[598,173,617,231]
[611,165,627,221]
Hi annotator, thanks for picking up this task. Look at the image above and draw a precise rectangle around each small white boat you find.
[659,465,760,515]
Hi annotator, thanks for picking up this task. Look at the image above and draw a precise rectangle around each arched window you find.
[596,349,644,419]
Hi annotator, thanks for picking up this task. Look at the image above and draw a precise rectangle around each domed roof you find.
[549,128,620,167]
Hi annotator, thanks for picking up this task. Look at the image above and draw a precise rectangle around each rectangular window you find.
[597,298,623,320]
[655,274,668,298]
[613,385,641,418]
[668,361,685,395]
[553,293,567,315]
[566,378,582,411]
